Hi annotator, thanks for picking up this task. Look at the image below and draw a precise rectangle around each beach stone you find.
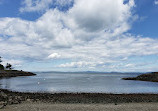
[27,99,31,102]
[0,91,7,98]
[0,101,7,109]
[0,101,5,105]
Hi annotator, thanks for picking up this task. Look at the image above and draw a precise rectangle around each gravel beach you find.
[1,89,158,110]
[2,102,158,111]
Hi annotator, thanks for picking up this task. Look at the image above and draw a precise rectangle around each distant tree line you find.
[0,56,13,70]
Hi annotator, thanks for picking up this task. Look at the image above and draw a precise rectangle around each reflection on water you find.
[0,72,158,94]
[0,78,11,89]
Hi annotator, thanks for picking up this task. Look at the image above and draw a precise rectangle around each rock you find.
[123,72,158,82]
[0,70,36,78]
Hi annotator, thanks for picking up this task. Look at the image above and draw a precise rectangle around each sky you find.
[0,0,158,72]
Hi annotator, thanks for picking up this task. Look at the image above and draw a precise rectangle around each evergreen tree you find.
[6,63,12,70]
[0,56,4,70]
[0,56,2,63]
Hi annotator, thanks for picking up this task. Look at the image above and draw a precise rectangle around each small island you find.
[123,72,158,82]
[0,57,36,78]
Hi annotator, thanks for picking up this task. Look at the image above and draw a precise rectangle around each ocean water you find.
[0,72,158,94]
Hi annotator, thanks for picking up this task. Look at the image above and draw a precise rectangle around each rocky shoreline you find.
[0,70,36,78]
[123,72,158,82]
[1,89,158,109]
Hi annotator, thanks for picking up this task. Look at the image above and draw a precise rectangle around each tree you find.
[0,64,4,70]
[0,56,4,70]
[6,63,13,70]
[0,56,2,63]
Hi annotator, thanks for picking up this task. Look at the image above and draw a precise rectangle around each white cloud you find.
[57,35,158,69]
[1,0,158,71]
[20,0,52,12]
[155,0,158,5]
[48,53,61,59]
[2,59,23,67]
[59,61,102,68]
[68,0,134,32]
[125,64,134,68]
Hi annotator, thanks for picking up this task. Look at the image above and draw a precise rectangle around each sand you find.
[1,102,158,111]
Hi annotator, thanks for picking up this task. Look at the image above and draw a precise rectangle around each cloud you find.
[59,61,104,68]
[20,0,52,12]
[20,0,74,12]
[155,0,158,5]
[2,59,23,67]
[68,0,134,32]
[48,53,61,59]
[0,0,158,71]
[57,35,158,69]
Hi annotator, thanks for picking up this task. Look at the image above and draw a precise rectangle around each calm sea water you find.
[1,72,158,94]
